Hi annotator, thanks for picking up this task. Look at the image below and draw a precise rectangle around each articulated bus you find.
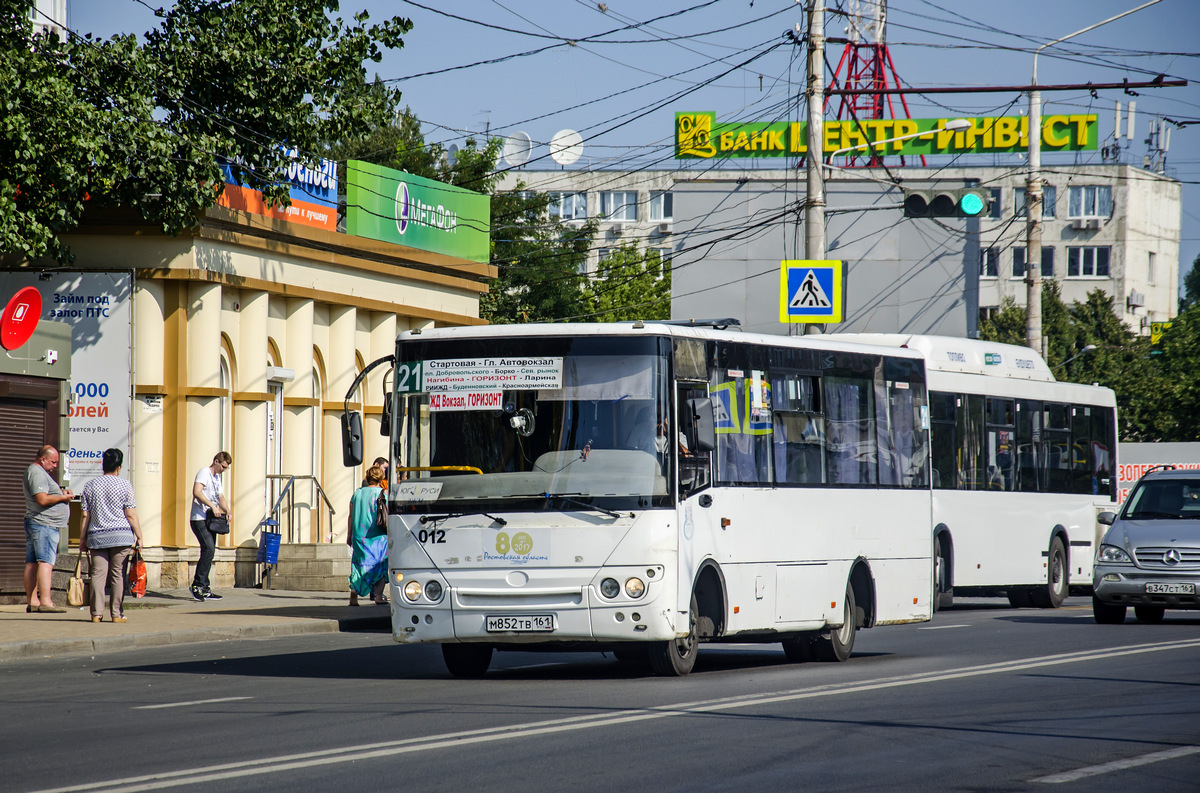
[837,335,1118,609]
[344,322,935,677]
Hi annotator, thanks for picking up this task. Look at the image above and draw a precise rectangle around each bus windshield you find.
[395,335,671,511]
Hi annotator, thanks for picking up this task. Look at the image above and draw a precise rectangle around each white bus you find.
[837,335,1118,609]
[343,321,935,676]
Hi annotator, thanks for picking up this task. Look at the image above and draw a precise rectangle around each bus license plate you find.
[1145,582,1195,595]
[486,615,555,633]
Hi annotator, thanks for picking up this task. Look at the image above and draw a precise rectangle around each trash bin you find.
[256,531,281,565]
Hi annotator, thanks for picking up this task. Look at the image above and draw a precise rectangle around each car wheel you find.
[812,585,857,663]
[442,644,493,677]
[649,592,699,676]
[1134,605,1166,623]
[1092,595,1126,624]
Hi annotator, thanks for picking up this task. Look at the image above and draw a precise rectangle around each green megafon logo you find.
[495,532,534,556]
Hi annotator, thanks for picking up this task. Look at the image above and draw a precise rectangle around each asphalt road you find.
[3,597,1199,793]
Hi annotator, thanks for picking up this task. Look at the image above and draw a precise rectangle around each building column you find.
[233,290,270,561]
[282,297,316,541]
[184,281,223,543]
[132,279,166,549]
[326,305,357,542]
[364,312,399,462]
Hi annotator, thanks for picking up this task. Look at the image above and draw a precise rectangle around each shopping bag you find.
[67,554,86,607]
[128,550,148,598]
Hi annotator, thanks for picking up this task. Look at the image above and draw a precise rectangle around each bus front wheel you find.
[649,593,699,676]
[812,585,857,662]
[442,644,493,678]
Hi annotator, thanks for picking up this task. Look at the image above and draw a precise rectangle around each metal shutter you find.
[0,401,48,592]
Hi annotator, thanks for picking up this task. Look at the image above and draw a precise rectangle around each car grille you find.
[1134,546,1200,569]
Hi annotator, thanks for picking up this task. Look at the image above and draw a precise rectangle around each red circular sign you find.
[1,287,43,351]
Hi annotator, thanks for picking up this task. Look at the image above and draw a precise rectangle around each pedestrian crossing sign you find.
[779,260,845,323]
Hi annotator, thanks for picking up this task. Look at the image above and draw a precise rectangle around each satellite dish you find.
[502,131,532,168]
[549,129,583,166]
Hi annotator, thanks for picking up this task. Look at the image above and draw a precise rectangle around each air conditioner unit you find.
[1071,217,1102,230]
[1127,290,1146,310]
[657,222,672,235]
[606,223,625,237]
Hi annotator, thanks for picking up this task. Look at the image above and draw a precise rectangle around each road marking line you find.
[30,638,1200,793]
[917,624,969,630]
[1034,745,1200,783]
[132,697,253,710]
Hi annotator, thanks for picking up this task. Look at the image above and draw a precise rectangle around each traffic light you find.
[903,187,989,218]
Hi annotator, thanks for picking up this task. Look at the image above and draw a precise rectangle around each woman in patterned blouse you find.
[79,448,144,623]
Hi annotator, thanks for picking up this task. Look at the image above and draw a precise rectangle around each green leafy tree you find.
[2,1,411,264]
[580,246,672,322]
[1182,252,1200,310]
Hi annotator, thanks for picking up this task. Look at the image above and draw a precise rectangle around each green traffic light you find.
[959,192,985,216]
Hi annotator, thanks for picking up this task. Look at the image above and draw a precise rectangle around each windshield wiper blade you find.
[541,492,621,519]
[419,512,507,526]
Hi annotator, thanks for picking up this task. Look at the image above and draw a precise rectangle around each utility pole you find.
[1026,0,1161,359]
[803,0,825,334]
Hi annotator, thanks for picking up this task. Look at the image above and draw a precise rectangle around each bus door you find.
[675,381,715,614]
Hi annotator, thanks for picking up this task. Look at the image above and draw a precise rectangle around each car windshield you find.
[1122,478,1200,520]
[394,334,672,511]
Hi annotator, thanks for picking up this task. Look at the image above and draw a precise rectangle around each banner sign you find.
[345,161,490,263]
[5,273,133,488]
[216,150,338,231]
[676,112,1099,159]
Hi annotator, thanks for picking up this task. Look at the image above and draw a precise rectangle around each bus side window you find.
[678,385,711,495]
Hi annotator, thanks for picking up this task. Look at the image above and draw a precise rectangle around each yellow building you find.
[2,197,492,592]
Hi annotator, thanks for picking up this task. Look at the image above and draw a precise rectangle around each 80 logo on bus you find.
[495,532,534,555]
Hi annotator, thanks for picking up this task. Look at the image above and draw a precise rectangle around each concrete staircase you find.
[263,543,351,592]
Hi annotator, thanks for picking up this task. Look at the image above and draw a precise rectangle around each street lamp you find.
[1051,344,1098,372]
[1025,1,1162,359]
[827,118,971,159]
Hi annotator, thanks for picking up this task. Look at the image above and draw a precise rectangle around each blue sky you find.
[67,0,1200,292]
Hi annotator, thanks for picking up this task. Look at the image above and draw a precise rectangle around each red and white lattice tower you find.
[825,0,924,167]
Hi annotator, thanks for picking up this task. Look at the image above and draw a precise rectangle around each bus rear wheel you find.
[442,644,493,678]
[649,593,699,676]
[934,537,953,612]
[812,585,857,663]
[1030,537,1068,608]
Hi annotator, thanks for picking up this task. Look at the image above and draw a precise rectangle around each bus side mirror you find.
[687,397,716,453]
[380,393,393,436]
[341,412,363,467]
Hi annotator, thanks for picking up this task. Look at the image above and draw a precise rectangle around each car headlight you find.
[1098,544,1132,564]
[424,579,443,602]
[625,577,646,599]
[600,578,620,599]
[403,580,424,601]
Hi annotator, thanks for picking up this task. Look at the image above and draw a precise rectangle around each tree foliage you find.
[580,246,672,323]
[2,1,411,263]
[980,283,1200,442]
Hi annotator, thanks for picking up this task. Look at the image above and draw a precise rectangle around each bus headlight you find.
[625,578,646,599]
[424,580,443,602]
[600,578,620,599]
[403,580,424,601]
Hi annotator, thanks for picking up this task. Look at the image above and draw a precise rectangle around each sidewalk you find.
[0,588,392,662]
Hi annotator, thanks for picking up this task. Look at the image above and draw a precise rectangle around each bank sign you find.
[216,150,338,231]
[345,161,490,263]
[675,112,1098,159]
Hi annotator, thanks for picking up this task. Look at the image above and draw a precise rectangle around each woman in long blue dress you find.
[348,465,388,606]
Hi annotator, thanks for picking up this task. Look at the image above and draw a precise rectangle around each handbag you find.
[365,488,388,539]
[127,549,148,598]
[67,553,87,607]
[205,507,230,535]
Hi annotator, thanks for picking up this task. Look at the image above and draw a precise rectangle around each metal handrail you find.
[259,474,337,544]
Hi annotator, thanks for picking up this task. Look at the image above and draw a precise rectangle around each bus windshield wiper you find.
[419,512,507,526]
[541,492,621,519]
